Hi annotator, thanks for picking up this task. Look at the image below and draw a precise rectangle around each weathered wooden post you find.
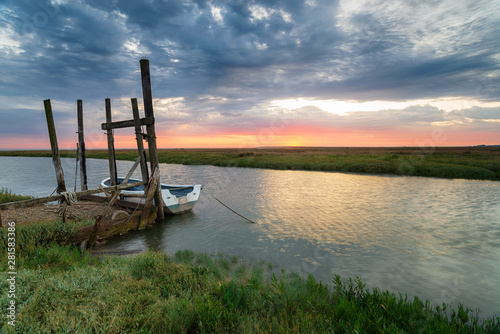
[138,167,160,230]
[77,100,88,190]
[105,98,118,186]
[140,58,165,220]
[131,98,150,184]
[43,99,66,194]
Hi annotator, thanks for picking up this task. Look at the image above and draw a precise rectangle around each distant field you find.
[1,146,499,181]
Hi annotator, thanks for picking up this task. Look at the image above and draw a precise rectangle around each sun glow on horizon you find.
[1,95,499,151]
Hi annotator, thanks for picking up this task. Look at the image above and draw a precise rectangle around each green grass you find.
[1,147,499,181]
[0,220,91,267]
[0,223,499,333]
[0,188,33,205]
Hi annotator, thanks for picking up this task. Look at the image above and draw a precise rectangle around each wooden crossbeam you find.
[0,180,147,211]
[101,117,154,131]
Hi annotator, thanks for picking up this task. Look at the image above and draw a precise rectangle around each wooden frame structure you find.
[100,59,165,220]
[0,59,165,244]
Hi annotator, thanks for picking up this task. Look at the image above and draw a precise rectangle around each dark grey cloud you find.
[1,0,132,100]
[2,0,498,100]
[0,0,499,147]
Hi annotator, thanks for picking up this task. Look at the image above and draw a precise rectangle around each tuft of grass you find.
[0,220,93,271]
[0,187,33,204]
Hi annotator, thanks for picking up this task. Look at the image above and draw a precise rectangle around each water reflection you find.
[1,156,499,317]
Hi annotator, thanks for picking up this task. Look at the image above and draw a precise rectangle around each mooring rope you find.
[61,191,78,204]
[49,187,58,197]
[208,192,257,224]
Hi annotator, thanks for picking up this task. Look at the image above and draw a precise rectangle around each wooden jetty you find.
[0,59,166,249]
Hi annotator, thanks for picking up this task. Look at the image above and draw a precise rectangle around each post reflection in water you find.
[1,156,499,317]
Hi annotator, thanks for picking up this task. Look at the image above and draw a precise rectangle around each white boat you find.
[101,177,202,214]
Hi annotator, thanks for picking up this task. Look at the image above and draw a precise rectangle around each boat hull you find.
[101,177,202,215]
[163,199,197,214]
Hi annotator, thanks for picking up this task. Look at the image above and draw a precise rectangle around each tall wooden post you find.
[43,99,66,194]
[77,100,88,190]
[105,98,118,186]
[140,58,164,220]
[131,98,150,184]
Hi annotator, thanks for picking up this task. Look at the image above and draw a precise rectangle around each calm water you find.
[1,156,499,317]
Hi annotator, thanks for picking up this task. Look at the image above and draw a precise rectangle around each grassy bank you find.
[1,221,499,333]
[1,146,500,181]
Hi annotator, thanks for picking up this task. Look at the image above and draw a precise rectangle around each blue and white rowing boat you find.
[101,177,202,214]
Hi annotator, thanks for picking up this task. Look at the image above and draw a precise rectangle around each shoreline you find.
[1,146,499,181]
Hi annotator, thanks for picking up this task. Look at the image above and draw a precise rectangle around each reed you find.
[0,188,33,205]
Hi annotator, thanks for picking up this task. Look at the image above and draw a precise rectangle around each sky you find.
[0,0,499,149]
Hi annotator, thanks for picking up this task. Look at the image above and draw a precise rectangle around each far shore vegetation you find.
[1,218,499,333]
[1,146,500,181]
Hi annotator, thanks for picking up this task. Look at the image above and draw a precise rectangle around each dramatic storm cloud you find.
[0,0,499,148]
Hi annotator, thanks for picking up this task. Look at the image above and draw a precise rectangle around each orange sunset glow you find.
[2,122,497,151]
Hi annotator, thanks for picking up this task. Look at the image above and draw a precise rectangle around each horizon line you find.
[1,145,500,151]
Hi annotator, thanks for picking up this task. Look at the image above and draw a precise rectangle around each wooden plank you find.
[86,173,155,249]
[140,59,165,220]
[80,195,145,211]
[68,211,156,248]
[1,194,65,210]
[77,99,88,190]
[79,195,108,203]
[62,202,68,223]
[0,180,147,211]
[105,98,118,186]
[123,156,142,184]
[120,193,145,198]
[131,98,150,184]
[87,187,123,248]
[115,199,145,210]
[139,167,159,229]
[43,99,66,194]
[100,117,154,130]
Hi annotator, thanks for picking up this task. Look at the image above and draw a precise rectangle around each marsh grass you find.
[0,220,93,271]
[0,188,33,204]
[0,228,499,333]
[2,147,499,180]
